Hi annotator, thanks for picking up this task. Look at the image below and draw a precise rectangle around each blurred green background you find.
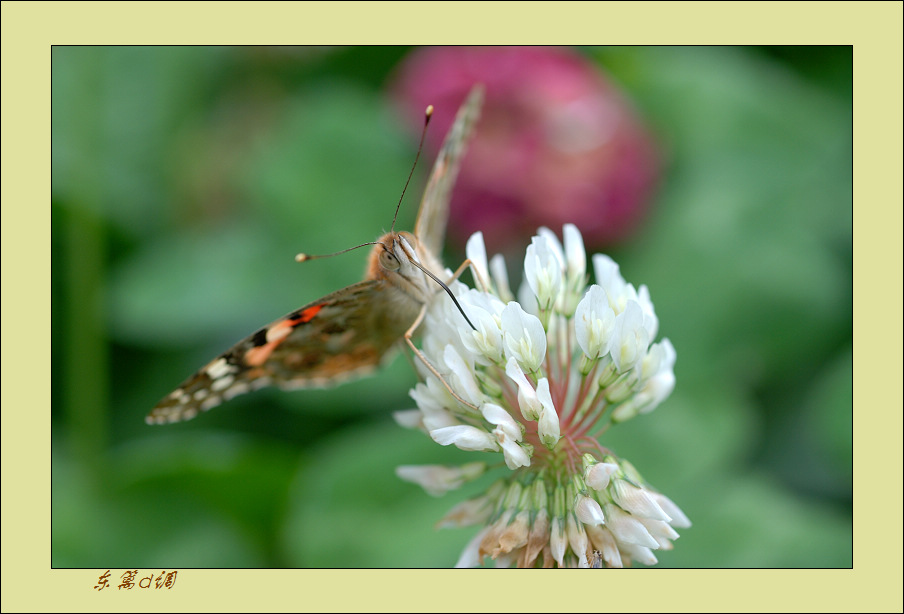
[51,46,851,568]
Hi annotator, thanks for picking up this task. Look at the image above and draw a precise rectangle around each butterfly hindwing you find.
[146,281,407,424]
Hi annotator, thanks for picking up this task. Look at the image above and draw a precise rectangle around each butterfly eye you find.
[379,249,401,271]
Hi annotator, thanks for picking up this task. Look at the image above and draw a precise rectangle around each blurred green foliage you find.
[52,46,851,568]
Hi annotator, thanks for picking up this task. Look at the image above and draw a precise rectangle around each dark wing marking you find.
[146,281,406,424]
[414,85,484,258]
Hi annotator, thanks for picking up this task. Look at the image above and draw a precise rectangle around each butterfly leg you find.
[444,258,477,286]
[405,303,480,411]
[443,257,494,294]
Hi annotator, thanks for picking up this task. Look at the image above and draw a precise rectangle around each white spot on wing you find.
[200,396,221,412]
[223,382,250,400]
[211,374,235,392]
[206,358,235,379]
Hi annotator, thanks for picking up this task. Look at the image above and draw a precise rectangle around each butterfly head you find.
[369,231,433,302]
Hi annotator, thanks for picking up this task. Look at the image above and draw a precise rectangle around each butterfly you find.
[146,86,484,424]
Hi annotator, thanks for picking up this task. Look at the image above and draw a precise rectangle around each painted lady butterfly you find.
[147,86,484,424]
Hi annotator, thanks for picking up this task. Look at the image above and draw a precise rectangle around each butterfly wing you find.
[146,280,409,424]
[414,85,484,259]
[148,88,484,425]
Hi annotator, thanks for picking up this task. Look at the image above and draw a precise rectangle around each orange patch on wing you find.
[297,304,324,323]
[245,343,276,367]
[245,304,326,367]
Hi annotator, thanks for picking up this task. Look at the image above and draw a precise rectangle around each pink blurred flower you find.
[390,46,660,251]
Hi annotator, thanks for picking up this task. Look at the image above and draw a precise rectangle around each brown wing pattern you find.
[146,281,406,424]
[414,85,484,258]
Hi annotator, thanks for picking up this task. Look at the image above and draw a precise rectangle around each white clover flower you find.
[592,254,630,308]
[535,378,561,449]
[574,284,616,360]
[457,292,505,366]
[549,223,588,315]
[396,225,688,568]
[584,457,619,491]
[501,302,547,373]
[466,231,492,292]
[442,345,485,407]
[430,425,498,451]
[608,300,651,374]
[524,234,563,312]
[566,513,590,567]
[575,494,606,526]
[489,253,514,302]
[395,462,487,497]
[562,224,587,282]
[611,478,672,523]
[549,516,567,567]
[504,357,543,421]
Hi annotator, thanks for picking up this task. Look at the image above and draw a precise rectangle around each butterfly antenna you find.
[391,105,434,233]
[295,242,385,263]
[408,259,477,331]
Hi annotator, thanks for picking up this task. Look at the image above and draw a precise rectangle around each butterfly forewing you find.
[147,281,411,424]
[415,86,484,258]
[147,85,484,424]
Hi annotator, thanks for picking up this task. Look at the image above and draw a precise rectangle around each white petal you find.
[637,517,680,549]
[489,253,514,302]
[458,300,504,365]
[637,284,659,340]
[584,462,619,491]
[392,409,424,431]
[585,525,623,568]
[575,495,606,526]
[443,345,484,406]
[612,479,671,522]
[609,300,650,373]
[651,492,692,529]
[410,381,458,430]
[481,403,523,442]
[409,381,444,413]
[430,425,498,451]
[501,302,547,373]
[497,435,531,469]
[466,231,491,292]
[504,357,542,421]
[640,370,676,415]
[535,378,561,449]
[592,254,624,299]
[592,253,636,314]
[637,339,664,382]
[563,224,586,282]
[436,496,494,528]
[395,462,486,496]
[524,235,563,310]
[604,504,660,549]
[620,542,659,566]
[566,514,590,565]
[574,285,616,359]
[549,516,567,567]
[636,338,677,413]
[537,227,566,268]
[464,287,506,318]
